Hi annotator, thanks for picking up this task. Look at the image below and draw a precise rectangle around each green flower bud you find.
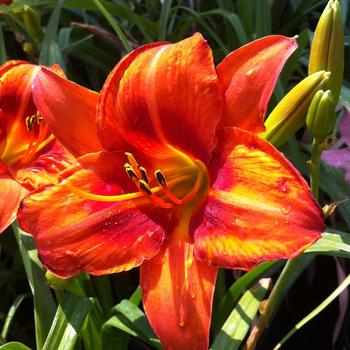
[23,5,42,41]
[306,90,335,139]
[45,270,72,290]
[309,0,344,103]
[262,71,330,147]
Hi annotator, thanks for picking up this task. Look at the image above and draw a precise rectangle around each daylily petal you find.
[216,35,297,133]
[0,62,41,163]
[98,33,223,163]
[0,163,28,233]
[10,141,75,191]
[141,238,217,350]
[17,154,173,277]
[32,68,102,158]
[193,128,324,270]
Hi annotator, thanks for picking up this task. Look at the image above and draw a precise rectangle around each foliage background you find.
[0,0,349,349]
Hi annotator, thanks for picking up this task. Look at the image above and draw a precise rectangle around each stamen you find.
[138,167,149,183]
[124,163,138,180]
[162,171,204,205]
[138,179,152,195]
[155,170,167,187]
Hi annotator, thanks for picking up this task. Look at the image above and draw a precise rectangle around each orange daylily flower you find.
[0,61,74,233]
[18,34,325,350]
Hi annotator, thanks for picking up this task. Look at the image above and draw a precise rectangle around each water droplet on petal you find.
[280,185,288,193]
[274,219,280,226]
[281,205,292,215]
[246,69,254,76]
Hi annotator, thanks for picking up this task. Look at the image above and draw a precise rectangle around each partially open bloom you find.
[0,61,74,233]
[18,34,325,349]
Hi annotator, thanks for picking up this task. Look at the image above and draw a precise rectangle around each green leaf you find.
[255,0,271,38]
[103,300,161,350]
[42,292,91,350]
[1,294,29,341]
[306,230,350,258]
[90,0,131,53]
[213,261,282,333]
[0,25,7,64]
[159,0,172,40]
[0,342,32,350]
[39,0,65,69]
[12,224,56,350]
[211,279,270,350]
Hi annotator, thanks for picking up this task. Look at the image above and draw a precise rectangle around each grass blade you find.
[12,224,56,350]
[273,273,350,350]
[90,0,131,53]
[211,278,271,350]
[42,292,91,350]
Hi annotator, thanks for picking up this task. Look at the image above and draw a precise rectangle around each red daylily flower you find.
[0,61,74,233]
[18,34,325,350]
[0,0,12,5]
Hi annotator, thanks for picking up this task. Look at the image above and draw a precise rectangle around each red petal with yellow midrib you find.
[18,154,174,277]
[98,33,223,164]
[193,128,324,270]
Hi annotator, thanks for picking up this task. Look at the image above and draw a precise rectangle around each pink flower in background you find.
[322,108,350,182]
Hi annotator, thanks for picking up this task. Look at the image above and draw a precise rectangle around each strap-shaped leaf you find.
[211,278,271,350]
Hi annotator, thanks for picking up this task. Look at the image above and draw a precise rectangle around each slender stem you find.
[309,138,322,199]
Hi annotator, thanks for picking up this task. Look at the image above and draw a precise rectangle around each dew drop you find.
[178,320,185,328]
[274,219,280,226]
[246,69,254,76]
[281,205,292,215]
[280,185,288,193]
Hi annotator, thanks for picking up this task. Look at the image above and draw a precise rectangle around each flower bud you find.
[306,90,335,139]
[23,5,42,41]
[309,0,344,103]
[45,270,72,290]
[262,71,330,147]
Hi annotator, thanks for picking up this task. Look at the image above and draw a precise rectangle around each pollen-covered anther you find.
[124,163,138,180]
[138,179,152,195]
[138,166,149,183]
[155,170,167,187]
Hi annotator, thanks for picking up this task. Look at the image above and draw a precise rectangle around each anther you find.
[126,169,138,180]
[138,167,149,183]
[155,170,167,187]
[25,115,36,131]
[138,179,152,195]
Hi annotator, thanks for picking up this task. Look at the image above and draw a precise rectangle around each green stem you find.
[309,138,322,199]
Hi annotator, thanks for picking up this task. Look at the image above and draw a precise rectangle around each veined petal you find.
[98,33,223,163]
[194,128,324,270]
[17,157,172,277]
[0,62,41,163]
[10,141,75,191]
[216,35,297,133]
[0,163,28,233]
[141,238,217,350]
[32,68,102,157]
